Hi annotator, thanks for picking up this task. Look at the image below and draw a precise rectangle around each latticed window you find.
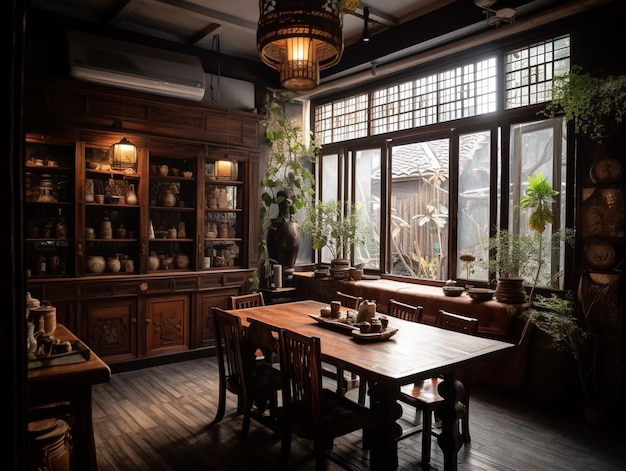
[505,35,571,109]
[312,35,571,286]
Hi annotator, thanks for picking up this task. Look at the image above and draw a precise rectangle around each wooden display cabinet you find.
[24,79,261,367]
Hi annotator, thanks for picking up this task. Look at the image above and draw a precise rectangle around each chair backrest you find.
[436,309,479,335]
[278,328,324,435]
[388,299,424,323]
[335,291,363,310]
[213,308,251,392]
[231,292,265,310]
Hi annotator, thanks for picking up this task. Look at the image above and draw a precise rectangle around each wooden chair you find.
[210,307,282,437]
[388,299,424,323]
[277,328,377,471]
[335,291,363,310]
[230,292,265,310]
[398,309,478,468]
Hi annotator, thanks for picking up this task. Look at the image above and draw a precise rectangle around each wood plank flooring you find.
[92,357,625,471]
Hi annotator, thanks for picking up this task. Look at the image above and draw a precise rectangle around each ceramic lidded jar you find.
[175,254,190,269]
[86,255,106,273]
[107,255,121,273]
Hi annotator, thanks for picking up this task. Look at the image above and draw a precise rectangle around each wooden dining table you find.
[28,324,111,471]
[229,299,515,471]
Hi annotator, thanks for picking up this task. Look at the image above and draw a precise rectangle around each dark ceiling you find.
[25,0,605,97]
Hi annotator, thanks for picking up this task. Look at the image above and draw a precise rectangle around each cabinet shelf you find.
[86,202,139,207]
[204,208,242,213]
[86,169,140,179]
[149,206,195,212]
[86,238,138,243]
[26,201,73,207]
[149,238,194,242]
[205,178,243,185]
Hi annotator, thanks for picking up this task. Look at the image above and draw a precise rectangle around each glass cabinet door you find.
[202,158,244,269]
[147,155,196,271]
[25,140,76,278]
[83,144,141,275]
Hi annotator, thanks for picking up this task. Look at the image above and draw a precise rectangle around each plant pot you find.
[330,258,350,280]
[494,277,527,304]
[267,220,300,275]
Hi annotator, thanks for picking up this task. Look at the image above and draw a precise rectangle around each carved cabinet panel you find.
[145,294,190,356]
[83,297,138,362]
[197,289,239,348]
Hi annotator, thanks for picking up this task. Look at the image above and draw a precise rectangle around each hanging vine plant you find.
[540,65,626,143]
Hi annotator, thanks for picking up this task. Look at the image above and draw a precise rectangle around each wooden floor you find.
[92,357,625,471]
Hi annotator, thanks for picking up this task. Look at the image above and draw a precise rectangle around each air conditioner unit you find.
[67,31,206,102]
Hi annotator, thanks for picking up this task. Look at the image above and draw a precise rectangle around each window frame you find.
[310,32,576,293]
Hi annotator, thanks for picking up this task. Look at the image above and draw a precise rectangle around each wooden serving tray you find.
[308,314,359,334]
[351,328,398,342]
[27,339,91,369]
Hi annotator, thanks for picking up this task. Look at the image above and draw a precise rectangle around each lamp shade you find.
[110,137,137,171]
[215,159,238,180]
[258,0,343,91]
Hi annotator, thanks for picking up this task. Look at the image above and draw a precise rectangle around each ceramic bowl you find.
[442,286,464,297]
[468,288,495,301]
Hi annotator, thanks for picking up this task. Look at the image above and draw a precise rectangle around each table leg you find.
[436,372,465,471]
[368,381,403,471]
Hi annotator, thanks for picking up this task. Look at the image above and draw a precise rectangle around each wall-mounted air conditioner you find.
[67,31,206,102]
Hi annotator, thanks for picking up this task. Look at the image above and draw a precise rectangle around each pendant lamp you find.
[257,0,344,91]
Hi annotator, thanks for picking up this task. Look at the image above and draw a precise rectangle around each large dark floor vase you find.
[494,277,527,304]
[267,220,300,274]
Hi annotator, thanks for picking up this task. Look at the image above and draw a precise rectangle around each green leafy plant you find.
[260,92,319,223]
[479,172,564,284]
[258,92,320,278]
[540,65,626,143]
[301,199,365,261]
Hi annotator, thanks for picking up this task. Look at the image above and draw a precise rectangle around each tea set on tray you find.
[313,299,398,341]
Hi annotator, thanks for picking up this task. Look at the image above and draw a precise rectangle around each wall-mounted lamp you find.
[110,137,137,171]
[257,0,344,91]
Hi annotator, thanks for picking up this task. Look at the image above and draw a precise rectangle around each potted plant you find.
[259,92,320,286]
[527,274,621,428]
[540,65,626,143]
[478,172,562,303]
[301,199,365,279]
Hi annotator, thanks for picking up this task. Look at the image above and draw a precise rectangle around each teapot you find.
[356,300,376,323]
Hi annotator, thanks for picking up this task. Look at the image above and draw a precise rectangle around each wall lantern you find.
[110,137,137,171]
[257,0,344,91]
[215,159,238,181]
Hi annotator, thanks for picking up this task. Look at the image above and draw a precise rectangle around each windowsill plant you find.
[301,199,365,264]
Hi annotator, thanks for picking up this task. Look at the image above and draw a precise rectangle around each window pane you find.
[390,139,449,280]
[320,154,339,263]
[505,35,570,109]
[354,149,381,270]
[457,130,491,281]
[509,117,567,288]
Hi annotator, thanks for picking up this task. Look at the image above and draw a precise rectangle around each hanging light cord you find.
[210,35,221,106]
